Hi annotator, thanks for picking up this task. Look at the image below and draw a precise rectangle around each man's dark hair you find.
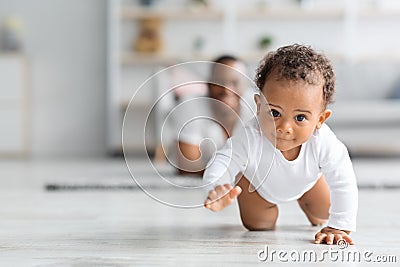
[213,54,239,64]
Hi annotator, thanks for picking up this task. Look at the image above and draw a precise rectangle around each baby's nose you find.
[276,119,293,134]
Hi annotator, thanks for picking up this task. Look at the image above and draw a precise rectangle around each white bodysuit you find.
[203,118,358,232]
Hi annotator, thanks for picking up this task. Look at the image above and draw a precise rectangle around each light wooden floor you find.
[0,158,399,266]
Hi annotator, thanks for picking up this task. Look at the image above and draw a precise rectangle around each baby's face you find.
[255,77,331,158]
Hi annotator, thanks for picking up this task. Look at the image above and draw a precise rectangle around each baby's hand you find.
[204,184,242,212]
[314,226,354,245]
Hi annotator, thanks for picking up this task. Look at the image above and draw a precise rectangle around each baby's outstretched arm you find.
[204,184,242,212]
[314,227,354,245]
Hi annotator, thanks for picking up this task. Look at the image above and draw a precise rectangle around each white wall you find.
[0,0,108,157]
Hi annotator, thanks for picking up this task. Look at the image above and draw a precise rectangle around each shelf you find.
[119,6,400,21]
[237,7,344,20]
[358,9,400,19]
[120,7,222,20]
[120,52,220,66]
[120,52,177,65]
[120,52,271,66]
[0,52,25,59]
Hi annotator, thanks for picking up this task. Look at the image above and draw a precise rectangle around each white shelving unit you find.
[107,0,232,155]
[107,0,400,155]
[0,54,29,156]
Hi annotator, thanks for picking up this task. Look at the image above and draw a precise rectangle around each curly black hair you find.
[255,44,335,107]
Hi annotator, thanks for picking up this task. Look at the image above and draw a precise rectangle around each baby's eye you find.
[269,109,281,117]
[295,114,306,122]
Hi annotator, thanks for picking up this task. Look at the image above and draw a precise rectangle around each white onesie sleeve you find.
[317,125,358,232]
[203,129,249,193]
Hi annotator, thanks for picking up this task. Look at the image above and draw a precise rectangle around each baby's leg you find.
[297,174,330,226]
[236,176,278,231]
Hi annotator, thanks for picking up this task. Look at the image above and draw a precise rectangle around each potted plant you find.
[258,35,273,50]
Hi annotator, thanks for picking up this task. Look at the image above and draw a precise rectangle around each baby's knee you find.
[241,216,276,231]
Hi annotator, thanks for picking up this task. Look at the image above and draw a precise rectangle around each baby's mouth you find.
[276,138,293,142]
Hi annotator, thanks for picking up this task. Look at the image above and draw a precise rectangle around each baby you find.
[203,44,358,245]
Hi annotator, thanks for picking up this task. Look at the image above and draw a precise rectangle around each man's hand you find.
[314,226,354,245]
[204,184,242,212]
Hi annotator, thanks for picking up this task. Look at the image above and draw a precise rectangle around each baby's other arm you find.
[316,125,358,244]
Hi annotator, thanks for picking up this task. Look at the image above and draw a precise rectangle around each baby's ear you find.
[254,94,261,115]
[317,109,332,129]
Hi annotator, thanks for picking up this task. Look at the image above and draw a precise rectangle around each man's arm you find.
[176,141,204,176]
